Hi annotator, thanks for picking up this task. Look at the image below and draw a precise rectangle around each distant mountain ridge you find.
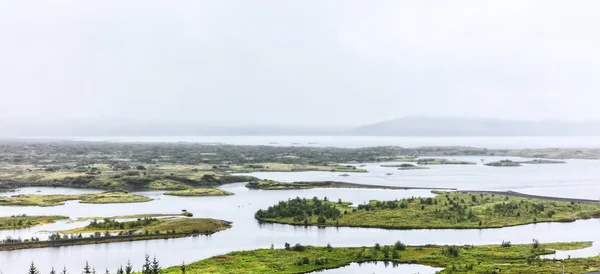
[348,117,600,136]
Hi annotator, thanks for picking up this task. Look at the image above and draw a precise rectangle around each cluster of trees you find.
[26,255,187,274]
[88,218,159,230]
[1,236,40,244]
[255,197,341,225]
[355,242,404,260]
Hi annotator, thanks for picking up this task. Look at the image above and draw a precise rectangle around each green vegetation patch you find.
[245,180,421,191]
[256,192,600,229]
[163,188,234,196]
[520,159,567,164]
[161,242,599,274]
[0,215,69,230]
[228,163,367,173]
[58,217,230,234]
[77,213,185,221]
[0,192,152,207]
[417,158,476,165]
[485,160,522,167]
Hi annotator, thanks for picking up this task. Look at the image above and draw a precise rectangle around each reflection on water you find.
[1,159,600,273]
[309,262,443,274]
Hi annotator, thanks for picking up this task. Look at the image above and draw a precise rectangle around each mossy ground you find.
[161,242,598,274]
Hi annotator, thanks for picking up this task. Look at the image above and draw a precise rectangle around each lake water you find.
[1,156,600,272]
[25,135,600,149]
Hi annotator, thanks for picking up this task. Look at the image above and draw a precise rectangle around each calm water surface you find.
[1,157,600,272]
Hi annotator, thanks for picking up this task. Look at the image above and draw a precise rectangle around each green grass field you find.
[161,242,599,274]
[256,192,600,229]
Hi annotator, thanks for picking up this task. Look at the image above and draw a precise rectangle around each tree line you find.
[25,255,187,274]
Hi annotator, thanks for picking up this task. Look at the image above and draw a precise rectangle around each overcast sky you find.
[1,1,600,126]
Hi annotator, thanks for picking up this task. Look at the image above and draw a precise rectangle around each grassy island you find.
[255,192,600,229]
[485,160,522,167]
[0,215,69,230]
[0,192,152,207]
[57,216,223,234]
[0,218,231,251]
[161,241,599,274]
[245,180,448,191]
[163,188,233,196]
[520,159,567,164]
[228,163,366,173]
[417,158,476,165]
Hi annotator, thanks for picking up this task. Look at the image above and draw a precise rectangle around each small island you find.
[416,158,476,165]
[255,191,600,229]
[485,160,521,167]
[228,163,367,173]
[0,192,152,207]
[398,163,429,170]
[163,188,233,196]
[245,180,453,191]
[0,215,69,230]
[520,159,567,164]
[163,241,599,274]
[0,217,231,251]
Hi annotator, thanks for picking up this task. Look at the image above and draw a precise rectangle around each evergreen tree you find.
[151,256,161,274]
[142,255,151,274]
[60,266,68,274]
[104,269,110,274]
[82,262,92,274]
[180,261,186,274]
[50,267,56,274]
[116,266,124,274]
[28,262,40,274]
[124,261,133,274]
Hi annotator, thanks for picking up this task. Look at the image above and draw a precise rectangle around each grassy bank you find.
[163,188,233,196]
[256,192,600,229]
[161,242,598,274]
[0,192,152,207]
[0,215,69,230]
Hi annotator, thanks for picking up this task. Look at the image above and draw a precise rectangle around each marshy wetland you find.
[2,139,600,273]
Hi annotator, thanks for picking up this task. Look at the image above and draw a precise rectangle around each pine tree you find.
[28,262,40,274]
[82,262,92,274]
[180,261,186,274]
[60,266,68,274]
[151,256,161,274]
[50,267,56,274]
[116,266,124,274]
[104,269,110,274]
[124,261,133,274]
[142,254,151,274]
